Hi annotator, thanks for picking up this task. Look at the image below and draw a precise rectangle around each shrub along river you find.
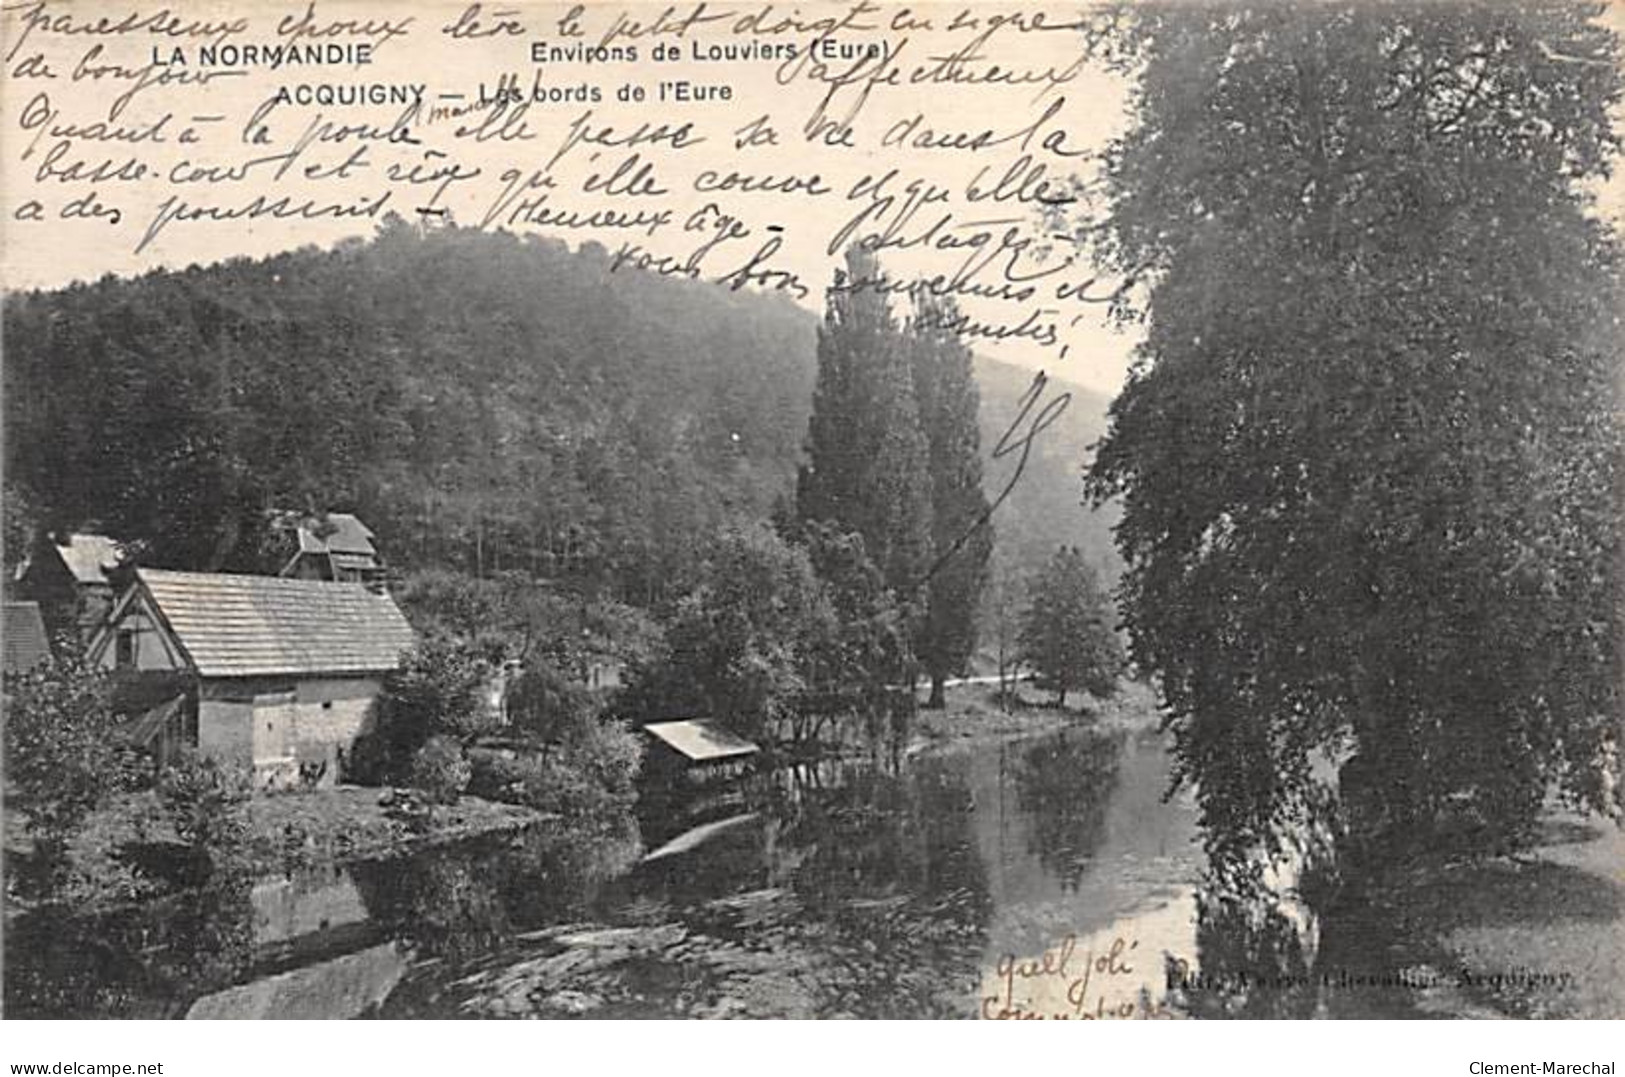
[7,726,1465,1019]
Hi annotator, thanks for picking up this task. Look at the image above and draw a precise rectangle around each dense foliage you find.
[5,219,1116,772]
[363,587,644,819]
[2,653,133,895]
[622,524,835,742]
[4,221,1115,606]
[1085,3,1623,879]
[3,220,816,602]
[392,568,662,689]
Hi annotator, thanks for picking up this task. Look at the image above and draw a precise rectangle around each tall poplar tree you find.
[910,294,993,708]
[797,247,933,604]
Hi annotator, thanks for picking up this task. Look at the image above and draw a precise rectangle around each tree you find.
[626,524,834,743]
[349,636,500,785]
[1083,4,1623,879]
[797,246,934,603]
[2,653,132,895]
[798,521,915,748]
[910,293,994,708]
[1017,547,1123,708]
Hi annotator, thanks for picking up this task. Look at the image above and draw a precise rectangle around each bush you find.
[410,735,471,805]
[156,751,251,876]
[467,717,641,822]
[349,637,499,786]
[3,654,132,894]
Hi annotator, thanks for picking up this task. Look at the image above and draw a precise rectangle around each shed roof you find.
[137,569,414,678]
[2,601,51,673]
[643,719,759,762]
[296,514,376,558]
[56,533,123,586]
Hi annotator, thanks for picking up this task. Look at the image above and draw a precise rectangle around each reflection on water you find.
[1176,891,1318,1019]
[974,729,1203,1019]
[1011,730,1124,893]
[186,944,407,1020]
[5,877,257,1018]
[16,726,1447,1019]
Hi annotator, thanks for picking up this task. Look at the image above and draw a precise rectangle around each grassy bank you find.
[1406,810,1625,1019]
[247,786,548,868]
[1321,805,1625,1019]
[912,679,1163,752]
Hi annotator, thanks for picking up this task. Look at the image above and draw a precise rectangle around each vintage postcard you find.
[1,0,1621,1024]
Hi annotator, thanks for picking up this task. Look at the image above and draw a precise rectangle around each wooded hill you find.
[3,221,1118,602]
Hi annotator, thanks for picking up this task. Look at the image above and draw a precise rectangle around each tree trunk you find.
[926,673,947,710]
[1056,687,1067,709]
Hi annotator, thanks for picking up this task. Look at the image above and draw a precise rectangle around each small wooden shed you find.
[642,719,760,778]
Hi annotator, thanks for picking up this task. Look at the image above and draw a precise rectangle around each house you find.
[584,654,625,692]
[279,513,385,586]
[2,601,52,673]
[89,568,416,790]
[15,532,127,640]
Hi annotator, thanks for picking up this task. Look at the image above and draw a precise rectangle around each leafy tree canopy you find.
[1084,3,1623,878]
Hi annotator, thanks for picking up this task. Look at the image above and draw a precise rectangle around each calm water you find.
[8,728,1218,1019]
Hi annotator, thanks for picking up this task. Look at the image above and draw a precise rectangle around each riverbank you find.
[247,786,548,867]
[912,679,1162,753]
[4,786,547,914]
[1320,804,1625,1020]
[1406,810,1625,1019]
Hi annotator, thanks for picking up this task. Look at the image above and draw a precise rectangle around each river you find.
[8,726,1215,1019]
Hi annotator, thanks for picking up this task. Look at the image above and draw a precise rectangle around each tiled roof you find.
[296,514,376,558]
[139,569,414,678]
[56,533,123,585]
[643,719,759,762]
[2,601,51,672]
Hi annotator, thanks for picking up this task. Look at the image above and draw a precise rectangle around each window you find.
[115,629,137,669]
